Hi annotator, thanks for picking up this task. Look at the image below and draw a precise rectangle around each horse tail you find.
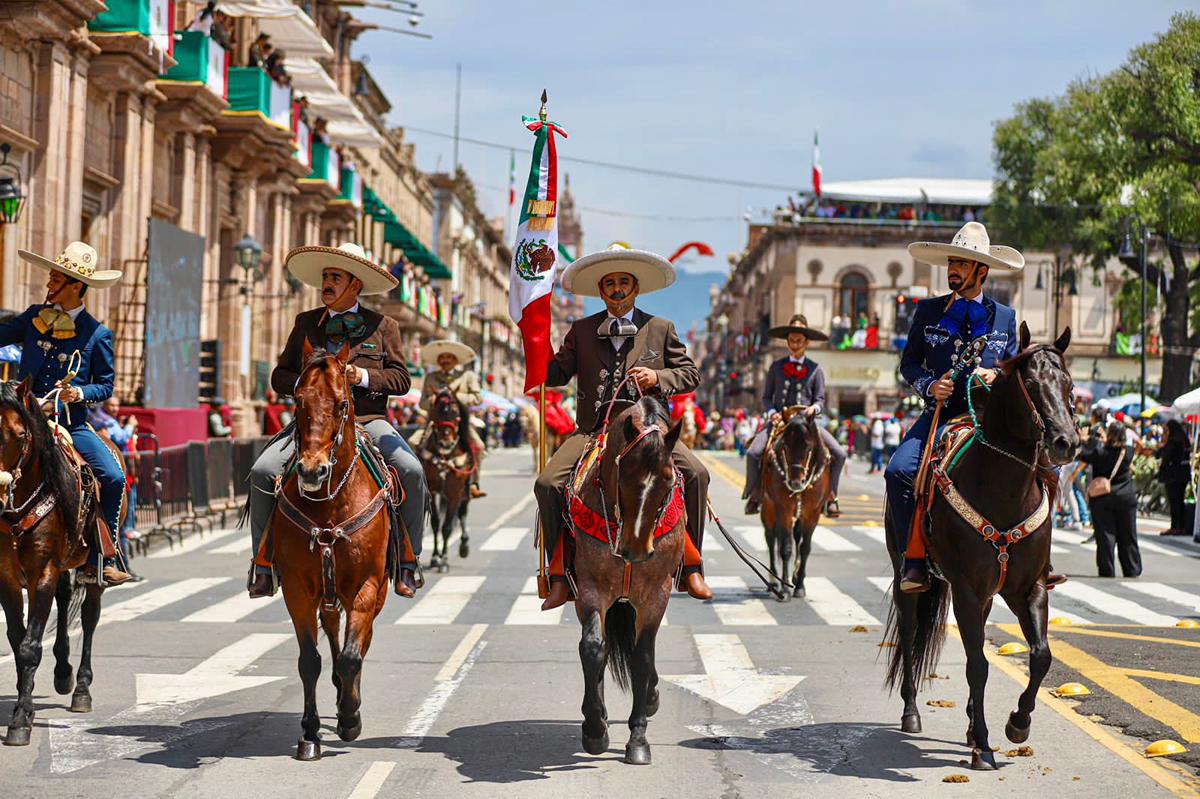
[883,577,950,692]
[604,602,638,692]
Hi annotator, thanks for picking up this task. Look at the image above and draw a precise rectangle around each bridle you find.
[0,426,33,513]
[968,346,1066,473]
[766,411,827,497]
[293,360,359,503]
[427,391,476,479]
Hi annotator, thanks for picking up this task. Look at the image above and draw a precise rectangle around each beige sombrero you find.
[421,339,476,366]
[19,241,122,288]
[767,314,830,341]
[908,221,1023,272]
[285,242,398,296]
[560,243,675,298]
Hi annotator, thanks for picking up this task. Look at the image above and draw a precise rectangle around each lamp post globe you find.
[234,233,263,274]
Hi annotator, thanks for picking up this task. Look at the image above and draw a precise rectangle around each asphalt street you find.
[0,446,1197,797]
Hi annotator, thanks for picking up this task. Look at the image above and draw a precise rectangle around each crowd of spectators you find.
[772,195,986,226]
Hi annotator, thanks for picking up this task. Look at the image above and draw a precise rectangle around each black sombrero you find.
[767,314,830,341]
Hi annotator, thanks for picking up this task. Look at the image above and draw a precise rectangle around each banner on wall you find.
[145,218,204,408]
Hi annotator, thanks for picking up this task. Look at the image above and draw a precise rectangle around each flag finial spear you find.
[539,89,548,123]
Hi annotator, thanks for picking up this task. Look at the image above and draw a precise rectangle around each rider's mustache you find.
[606,290,629,300]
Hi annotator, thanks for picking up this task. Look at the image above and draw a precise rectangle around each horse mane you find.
[997,343,1062,375]
[0,383,78,525]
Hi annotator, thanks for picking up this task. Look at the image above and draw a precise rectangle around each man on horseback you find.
[411,340,486,498]
[742,314,847,517]
[1,241,133,586]
[246,243,426,598]
[535,245,712,610]
[885,222,1054,593]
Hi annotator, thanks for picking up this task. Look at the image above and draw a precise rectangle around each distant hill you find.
[581,269,725,349]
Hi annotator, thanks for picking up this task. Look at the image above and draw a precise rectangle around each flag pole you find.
[535,89,550,596]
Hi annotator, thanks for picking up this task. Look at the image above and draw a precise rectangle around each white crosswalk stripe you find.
[734,526,768,553]
[208,537,249,556]
[396,576,485,625]
[104,578,231,622]
[853,525,887,545]
[1053,582,1178,626]
[505,576,562,625]
[1121,582,1200,614]
[813,526,861,552]
[803,577,878,625]
[481,527,527,551]
[707,576,776,625]
[182,589,282,623]
[145,529,241,559]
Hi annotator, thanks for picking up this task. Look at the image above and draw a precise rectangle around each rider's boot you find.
[541,537,572,611]
[469,484,487,499]
[1045,564,1067,589]
[824,497,841,518]
[743,462,761,515]
[78,557,134,587]
[247,569,277,598]
[395,567,417,598]
[680,535,713,600]
[899,558,931,593]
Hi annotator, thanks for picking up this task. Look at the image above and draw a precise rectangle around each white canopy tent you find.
[218,0,333,59]
[815,178,993,206]
[1172,386,1200,416]
[287,57,382,148]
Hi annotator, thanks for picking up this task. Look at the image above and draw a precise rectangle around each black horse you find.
[419,388,474,572]
[883,324,1078,770]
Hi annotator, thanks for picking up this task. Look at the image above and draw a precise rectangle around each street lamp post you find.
[1118,223,1149,413]
[233,233,263,385]
[0,144,26,225]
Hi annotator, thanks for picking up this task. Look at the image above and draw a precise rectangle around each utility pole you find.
[452,62,461,174]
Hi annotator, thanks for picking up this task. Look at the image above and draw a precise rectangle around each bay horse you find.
[759,405,831,601]
[883,324,1078,770]
[419,387,474,572]
[0,377,120,745]
[571,395,685,766]
[273,341,392,761]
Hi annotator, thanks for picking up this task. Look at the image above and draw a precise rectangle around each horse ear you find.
[302,337,314,361]
[1054,326,1072,353]
[1018,320,1031,351]
[15,376,31,398]
[336,341,352,364]
[664,419,682,452]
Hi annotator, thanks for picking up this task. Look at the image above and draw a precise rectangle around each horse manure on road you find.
[926,699,957,708]
[849,625,868,633]
[943,775,970,783]
[1006,745,1035,757]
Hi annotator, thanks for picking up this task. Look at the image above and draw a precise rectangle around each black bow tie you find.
[598,317,637,338]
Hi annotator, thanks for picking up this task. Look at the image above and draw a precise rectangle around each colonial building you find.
[550,174,586,347]
[699,178,1161,415]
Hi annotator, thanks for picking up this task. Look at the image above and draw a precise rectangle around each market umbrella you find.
[1171,386,1200,416]
[471,390,517,413]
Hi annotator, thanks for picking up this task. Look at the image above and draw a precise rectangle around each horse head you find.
[0,377,75,520]
[294,339,355,493]
[774,404,827,489]
[603,396,681,563]
[431,387,464,450]
[995,322,1079,466]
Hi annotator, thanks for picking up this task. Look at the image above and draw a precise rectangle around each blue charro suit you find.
[884,293,1018,552]
[0,305,125,551]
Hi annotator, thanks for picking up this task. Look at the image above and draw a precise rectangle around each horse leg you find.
[892,583,923,734]
[579,608,609,755]
[625,626,658,765]
[765,526,780,595]
[52,574,74,696]
[283,586,323,761]
[792,520,813,599]
[427,500,442,570]
[458,500,470,560]
[778,524,795,602]
[1004,583,1051,744]
[69,586,103,714]
[334,580,385,742]
[321,605,343,700]
[951,588,995,769]
[442,496,460,570]
[6,570,56,746]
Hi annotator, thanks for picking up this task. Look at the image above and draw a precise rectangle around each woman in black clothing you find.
[1151,419,1192,536]
[1079,421,1142,578]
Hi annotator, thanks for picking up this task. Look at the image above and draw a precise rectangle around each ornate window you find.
[837,271,871,322]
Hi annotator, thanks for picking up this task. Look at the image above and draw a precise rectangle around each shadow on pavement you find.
[678,722,975,781]
[405,719,611,783]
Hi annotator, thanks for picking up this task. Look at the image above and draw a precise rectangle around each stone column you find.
[27,40,73,296]
[174,131,197,230]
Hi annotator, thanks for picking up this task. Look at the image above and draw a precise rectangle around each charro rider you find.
[411,339,487,498]
[534,244,713,610]
[742,314,847,517]
[885,222,1064,593]
[246,243,426,598]
[0,241,133,585]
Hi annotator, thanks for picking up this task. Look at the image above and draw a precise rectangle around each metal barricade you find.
[206,437,235,525]
[135,434,201,550]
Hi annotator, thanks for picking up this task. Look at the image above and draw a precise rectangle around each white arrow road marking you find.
[663,633,803,715]
[135,632,292,707]
[49,632,290,774]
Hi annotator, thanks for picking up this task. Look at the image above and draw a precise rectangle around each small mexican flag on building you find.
[508,92,568,392]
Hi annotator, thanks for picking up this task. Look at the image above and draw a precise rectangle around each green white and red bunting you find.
[508,113,567,392]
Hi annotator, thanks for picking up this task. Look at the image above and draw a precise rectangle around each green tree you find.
[992,12,1200,401]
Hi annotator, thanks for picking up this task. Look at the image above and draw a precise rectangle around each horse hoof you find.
[459,541,470,559]
[777,590,791,603]
[624,742,652,765]
[646,690,660,718]
[582,731,609,755]
[970,747,997,771]
[54,669,75,696]
[900,714,922,734]
[1006,714,1030,744]
[295,738,322,761]
[4,727,30,747]
[792,586,806,599]
[69,693,92,714]
[337,716,362,742]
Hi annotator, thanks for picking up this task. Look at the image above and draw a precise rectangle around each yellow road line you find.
[699,453,746,491]
[958,627,1200,797]
[1122,669,1200,687]
[1042,626,1200,649]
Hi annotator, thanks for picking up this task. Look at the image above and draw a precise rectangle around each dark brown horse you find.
[883,324,1078,770]
[572,396,684,766]
[0,378,118,745]
[419,387,474,572]
[760,405,832,601]
[273,341,392,761]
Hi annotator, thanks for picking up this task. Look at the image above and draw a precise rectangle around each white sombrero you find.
[907,222,1024,272]
[421,339,476,366]
[559,243,675,298]
[285,242,399,296]
[19,241,122,288]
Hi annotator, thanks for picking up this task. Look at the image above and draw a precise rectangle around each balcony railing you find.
[308,139,340,185]
[89,0,174,54]
[162,31,228,99]
[227,67,271,117]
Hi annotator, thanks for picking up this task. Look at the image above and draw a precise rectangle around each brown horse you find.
[272,341,392,761]
[418,387,473,573]
[760,405,831,601]
[572,396,685,766]
[883,324,1078,770]
[0,378,119,745]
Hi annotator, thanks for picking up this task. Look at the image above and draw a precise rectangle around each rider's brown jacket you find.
[271,305,411,422]
[546,308,698,434]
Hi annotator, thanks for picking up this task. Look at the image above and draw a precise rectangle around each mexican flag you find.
[508,111,568,392]
[812,129,822,198]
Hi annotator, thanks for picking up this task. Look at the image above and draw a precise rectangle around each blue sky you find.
[351,1,1194,275]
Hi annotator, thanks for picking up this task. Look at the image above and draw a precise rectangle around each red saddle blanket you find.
[569,486,685,545]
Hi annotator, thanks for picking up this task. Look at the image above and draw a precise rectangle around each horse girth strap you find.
[278,486,390,546]
[931,465,1050,594]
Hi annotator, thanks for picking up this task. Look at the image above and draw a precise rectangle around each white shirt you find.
[326,302,370,388]
[605,311,635,351]
[870,419,885,448]
[884,419,902,447]
[53,303,85,321]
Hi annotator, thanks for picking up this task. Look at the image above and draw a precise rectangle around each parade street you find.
[0,447,1196,798]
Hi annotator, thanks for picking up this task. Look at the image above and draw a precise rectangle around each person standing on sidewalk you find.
[1149,418,1191,536]
[1080,421,1142,578]
[868,416,885,474]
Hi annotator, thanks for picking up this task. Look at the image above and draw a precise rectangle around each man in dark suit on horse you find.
[535,245,713,611]
[0,241,134,586]
[246,243,426,599]
[886,222,1028,593]
[742,314,847,517]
